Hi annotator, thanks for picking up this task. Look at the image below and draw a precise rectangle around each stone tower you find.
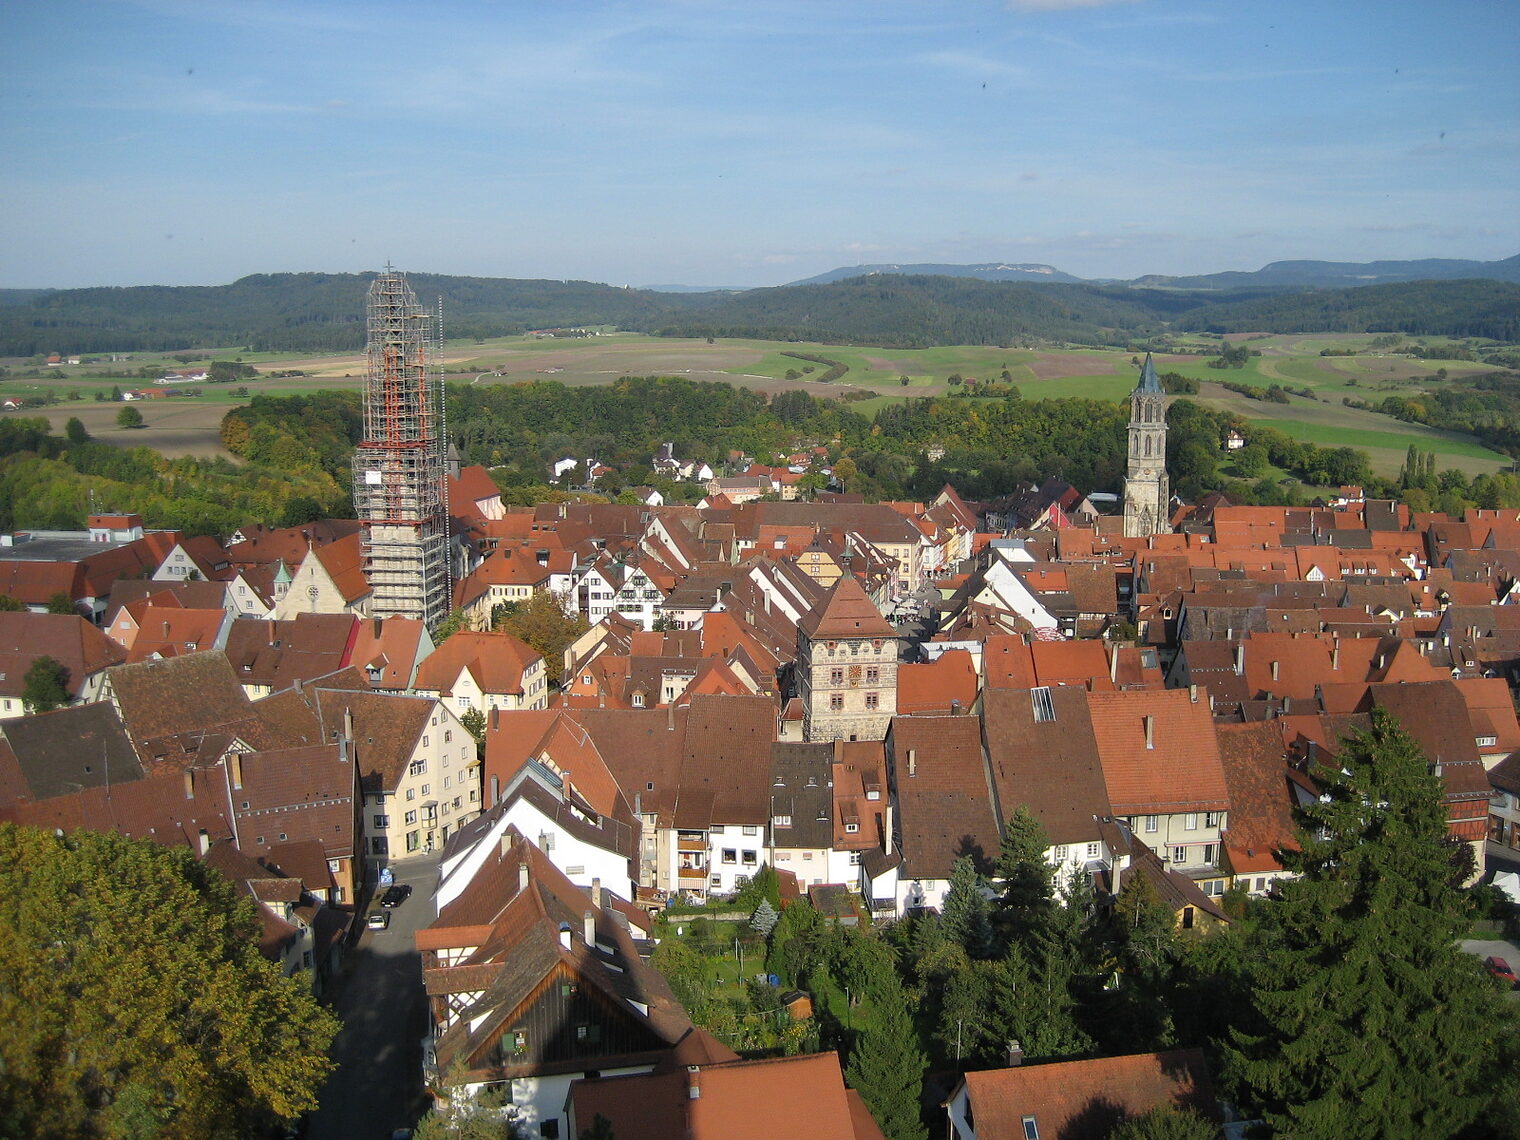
[797,575,898,742]
[1123,353,1169,538]
[352,270,450,628]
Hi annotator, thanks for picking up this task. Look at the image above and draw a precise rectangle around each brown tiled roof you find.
[677,695,774,827]
[224,613,359,691]
[570,1051,883,1140]
[0,702,143,802]
[799,575,895,640]
[958,1049,1220,1140]
[887,714,999,877]
[0,612,126,699]
[312,688,433,796]
[1088,688,1229,816]
[982,687,1112,847]
[896,650,978,716]
[415,630,542,697]
[230,744,356,863]
[1215,721,1299,874]
[105,651,275,761]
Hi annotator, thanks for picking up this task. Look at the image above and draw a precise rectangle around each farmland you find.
[2,331,1512,477]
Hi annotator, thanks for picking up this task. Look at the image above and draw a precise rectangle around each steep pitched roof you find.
[0,702,143,802]
[1087,688,1229,816]
[1215,720,1299,874]
[957,1048,1218,1140]
[415,630,542,697]
[888,714,999,877]
[799,574,895,640]
[0,611,127,700]
[982,686,1113,847]
[570,1051,885,1140]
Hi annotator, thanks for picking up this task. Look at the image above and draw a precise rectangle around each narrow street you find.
[308,855,440,1140]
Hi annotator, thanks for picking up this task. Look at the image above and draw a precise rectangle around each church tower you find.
[1123,354,1169,538]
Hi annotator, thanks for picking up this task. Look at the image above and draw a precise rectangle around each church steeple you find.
[1123,353,1169,538]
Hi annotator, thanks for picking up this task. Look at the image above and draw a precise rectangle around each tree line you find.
[3,271,1515,356]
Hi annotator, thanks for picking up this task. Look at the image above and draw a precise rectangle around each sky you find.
[2,0,1517,289]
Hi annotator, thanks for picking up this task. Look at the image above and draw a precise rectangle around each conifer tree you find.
[1225,708,1503,1138]
[940,855,992,958]
[992,804,1056,949]
[844,969,928,1140]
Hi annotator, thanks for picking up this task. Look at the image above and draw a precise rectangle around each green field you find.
[3,331,1513,478]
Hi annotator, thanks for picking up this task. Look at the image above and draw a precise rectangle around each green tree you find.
[0,594,23,612]
[493,591,588,687]
[1225,708,1505,1138]
[940,856,992,958]
[45,592,77,615]
[992,805,1056,948]
[844,969,928,1140]
[22,655,70,713]
[64,417,89,445]
[1109,1103,1218,1140]
[116,404,144,429]
[460,707,487,744]
[831,456,858,491]
[0,825,337,1138]
[432,608,469,644]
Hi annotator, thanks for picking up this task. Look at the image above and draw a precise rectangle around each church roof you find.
[1137,353,1162,394]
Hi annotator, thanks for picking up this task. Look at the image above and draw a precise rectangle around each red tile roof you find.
[1087,689,1229,815]
[957,1049,1219,1140]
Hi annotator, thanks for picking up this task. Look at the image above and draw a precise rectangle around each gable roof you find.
[1087,688,1229,816]
[957,1048,1218,1140]
[0,701,144,801]
[799,575,895,640]
[0,611,127,700]
[982,686,1113,848]
[887,714,999,877]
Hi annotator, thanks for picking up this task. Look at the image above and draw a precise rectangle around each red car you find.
[1485,956,1518,988]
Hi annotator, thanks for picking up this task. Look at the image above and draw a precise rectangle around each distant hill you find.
[788,262,1085,287]
[1131,253,1520,290]
[1171,278,1520,340]
[1,268,1515,358]
[0,288,55,308]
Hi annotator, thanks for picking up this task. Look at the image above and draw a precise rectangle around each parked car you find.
[366,910,390,931]
[1485,956,1518,988]
[380,883,413,908]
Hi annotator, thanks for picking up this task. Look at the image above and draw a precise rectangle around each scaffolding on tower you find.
[351,267,450,628]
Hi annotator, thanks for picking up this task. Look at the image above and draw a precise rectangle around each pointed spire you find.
[1137,353,1162,394]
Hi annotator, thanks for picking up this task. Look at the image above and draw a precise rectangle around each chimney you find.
[907,750,917,777]
[1234,644,1245,675]
[183,769,194,800]
[197,828,210,856]
[583,910,596,947]
[1270,660,1280,682]
[1331,641,1341,671]
[490,775,500,807]
[590,877,601,906]
[228,753,243,789]
[1188,684,1199,704]
[559,922,572,950]
[687,1065,702,1100]
[344,706,354,742]
[950,699,961,715]
[667,704,675,731]
[1007,1040,1024,1067]
[1110,645,1119,683]
[1144,716,1155,750]
[518,862,530,896]
[883,804,893,856]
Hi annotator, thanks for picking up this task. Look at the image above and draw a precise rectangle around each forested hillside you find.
[1172,279,1520,340]
[2,270,1516,357]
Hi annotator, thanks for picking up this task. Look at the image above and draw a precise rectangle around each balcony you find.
[678,866,706,881]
